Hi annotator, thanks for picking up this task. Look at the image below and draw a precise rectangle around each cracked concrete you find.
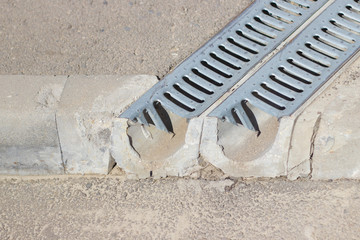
[1,0,359,180]
[1,63,360,179]
[199,115,292,178]
[308,114,322,179]
[54,114,66,174]
[1,0,360,237]
[287,56,360,180]
[0,75,158,175]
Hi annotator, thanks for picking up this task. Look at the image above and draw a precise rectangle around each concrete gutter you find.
[1,55,360,179]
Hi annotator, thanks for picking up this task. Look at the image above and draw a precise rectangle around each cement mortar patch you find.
[56,75,158,174]
[200,116,293,178]
[111,117,203,179]
[0,75,67,175]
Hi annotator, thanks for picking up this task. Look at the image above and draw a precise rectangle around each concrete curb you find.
[0,75,157,175]
[1,56,360,179]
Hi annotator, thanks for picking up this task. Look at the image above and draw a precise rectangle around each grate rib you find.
[120,0,326,131]
[209,0,360,131]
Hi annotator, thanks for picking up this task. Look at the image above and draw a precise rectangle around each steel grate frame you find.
[120,0,326,132]
[209,0,360,131]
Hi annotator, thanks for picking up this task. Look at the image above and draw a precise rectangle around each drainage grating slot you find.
[120,0,326,131]
[209,0,360,131]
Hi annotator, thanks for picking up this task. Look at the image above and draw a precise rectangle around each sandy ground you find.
[1,177,360,239]
[1,0,360,239]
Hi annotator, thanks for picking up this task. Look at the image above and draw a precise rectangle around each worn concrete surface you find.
[0,0,252,77]
[0,76,67,175]
[0,176,359,239]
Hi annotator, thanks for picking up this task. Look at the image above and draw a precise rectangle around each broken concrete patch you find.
[200,112,293,178]
[0,75,67,175]
[56,75,157,174]
[198,160,227,180]
[111,116,203,179]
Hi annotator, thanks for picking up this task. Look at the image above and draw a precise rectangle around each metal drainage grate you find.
[120,0,326,132]
[209,0,360,131]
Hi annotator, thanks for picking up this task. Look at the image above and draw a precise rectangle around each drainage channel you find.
[209,0,360,131]
[120,0,327,132]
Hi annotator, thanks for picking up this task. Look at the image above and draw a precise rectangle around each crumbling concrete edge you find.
[200,116,294,178]
[110,117,204,179]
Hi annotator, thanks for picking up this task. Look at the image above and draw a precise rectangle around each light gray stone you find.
[0,75,67,175]
[56,75,158,174]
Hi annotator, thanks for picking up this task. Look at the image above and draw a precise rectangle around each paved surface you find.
[0,0,251,77]
[0,177,359,239]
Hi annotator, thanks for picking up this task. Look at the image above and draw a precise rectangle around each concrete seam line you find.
[55,113,65,174]
[285,114,299,176]
[56,75,69,173]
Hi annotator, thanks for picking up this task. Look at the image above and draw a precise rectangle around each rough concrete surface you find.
[0,177,359,240]
[200,114,290,178]
[56,75,157,174]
